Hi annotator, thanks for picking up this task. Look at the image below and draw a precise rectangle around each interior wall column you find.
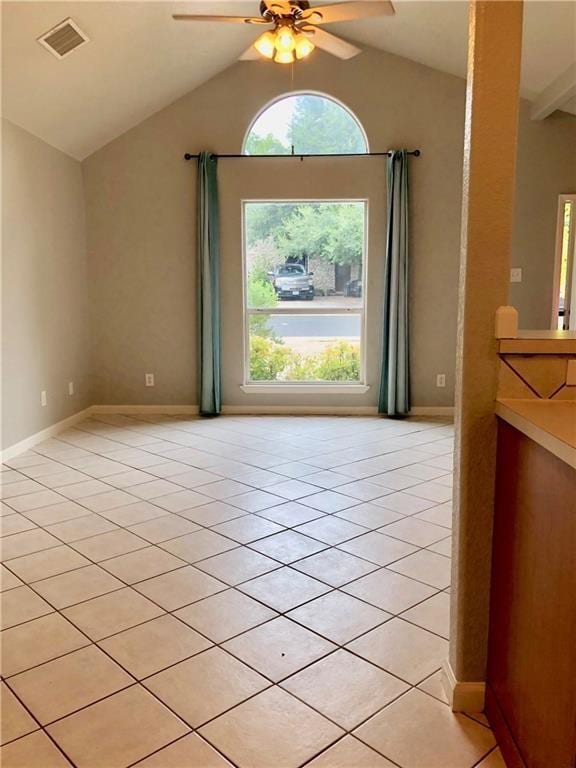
[450,0,524,690]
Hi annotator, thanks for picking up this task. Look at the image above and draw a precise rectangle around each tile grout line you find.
[3,478,451,583]
[3,458,450,552]
[81,411,453,460]
[10,410,452,504]
[2,415,460,767]
[3,451,452,619]
[3,467,447,680]
[2,550,448,761]
[3,466,452,643]
[2,570,442,768]
[2,561,452,765]
[2,535,450,642]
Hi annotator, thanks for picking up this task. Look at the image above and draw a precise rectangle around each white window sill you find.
[241,384,370,394]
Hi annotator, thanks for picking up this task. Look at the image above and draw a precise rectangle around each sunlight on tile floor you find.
[0,414,504,767]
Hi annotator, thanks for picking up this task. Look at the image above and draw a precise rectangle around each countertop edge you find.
[495,401,576,471]
[499,339,576,354]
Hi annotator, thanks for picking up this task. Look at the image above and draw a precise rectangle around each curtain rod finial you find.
[184,153,194,161]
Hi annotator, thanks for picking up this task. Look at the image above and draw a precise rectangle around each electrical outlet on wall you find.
[68,381,75,396]
[145,373,155,387]
[41,390,47,407]
[436,374,446,388]
[510,267,523,283]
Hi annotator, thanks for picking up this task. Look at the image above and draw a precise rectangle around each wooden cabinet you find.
[486,420,576,768]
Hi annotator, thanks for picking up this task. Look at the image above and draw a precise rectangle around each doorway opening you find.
[552,194,576,330]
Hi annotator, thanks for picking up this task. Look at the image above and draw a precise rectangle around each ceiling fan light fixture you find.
[254,30,276,58]
[274,49,295,64]
[274,25,296,53]
[174,1,395,65]
[294,31,315,59]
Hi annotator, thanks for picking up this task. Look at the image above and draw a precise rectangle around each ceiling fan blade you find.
[262,0,293,13]
[306,27,361,59]
[172,14,269,24]
[302,1,395,25]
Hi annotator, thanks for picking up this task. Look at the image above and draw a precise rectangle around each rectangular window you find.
[243,201,366,384]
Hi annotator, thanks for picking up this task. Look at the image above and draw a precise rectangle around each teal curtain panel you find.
[197,152,221,416]
[378,149,410,417]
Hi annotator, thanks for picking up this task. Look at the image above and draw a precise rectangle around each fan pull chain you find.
[290,61,296,156]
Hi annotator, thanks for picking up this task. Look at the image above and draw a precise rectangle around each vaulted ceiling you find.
[2,1,575,160]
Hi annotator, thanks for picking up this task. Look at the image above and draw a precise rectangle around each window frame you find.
[241,198,369,391]
[242,91,369,156]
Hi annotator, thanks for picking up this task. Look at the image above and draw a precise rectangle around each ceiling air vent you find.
[38,18,89,59]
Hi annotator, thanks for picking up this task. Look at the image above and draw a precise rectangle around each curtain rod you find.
[184,150,420,161]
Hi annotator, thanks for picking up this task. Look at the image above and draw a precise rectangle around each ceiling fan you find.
[173,1,395,64]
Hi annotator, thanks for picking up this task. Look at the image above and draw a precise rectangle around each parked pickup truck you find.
[268,264,315,300]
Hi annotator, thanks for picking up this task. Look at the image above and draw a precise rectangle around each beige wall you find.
[80,47,575,408]
[2,120,91,449]
[2,48,574,449]
[84,48,466,408]
[510,103,576,329]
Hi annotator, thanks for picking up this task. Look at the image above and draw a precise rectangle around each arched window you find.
[243,93,368,155]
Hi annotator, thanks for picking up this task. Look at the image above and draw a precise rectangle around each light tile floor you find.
[0,414,504,768]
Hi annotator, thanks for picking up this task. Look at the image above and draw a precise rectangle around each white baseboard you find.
[90,405,200,415]
[223,405,454,416]
[1,407,92,463]
[221,405,379,415]
[441,660,486,713]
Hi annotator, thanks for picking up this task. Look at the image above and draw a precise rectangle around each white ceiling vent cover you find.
[38,18,89,59]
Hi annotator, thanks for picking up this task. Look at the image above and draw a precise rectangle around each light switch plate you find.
[510,267,522,283]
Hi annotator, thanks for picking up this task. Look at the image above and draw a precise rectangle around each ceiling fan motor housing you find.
[260,0,311,19]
